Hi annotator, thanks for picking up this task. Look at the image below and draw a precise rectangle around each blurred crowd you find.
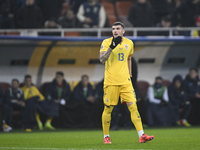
[1,65,200,132]
[1,0,200,36]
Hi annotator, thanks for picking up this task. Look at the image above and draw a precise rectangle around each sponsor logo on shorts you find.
[101,45,104,49]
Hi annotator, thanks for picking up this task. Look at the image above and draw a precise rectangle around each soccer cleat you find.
[3,124,12,132]
[139,134,154,143]
[25,128,32,132]
[177,120,182,126]
[103,136,111,144]
[38,122,43,130]
[182,121,191,127]
[45,122,55,130]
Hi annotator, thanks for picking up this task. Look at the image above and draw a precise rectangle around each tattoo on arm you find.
[99,47,113,63]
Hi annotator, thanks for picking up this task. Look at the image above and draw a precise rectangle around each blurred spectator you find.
[22,75,57,131]
[58,9,77,28]
[0,0,15,29]
[76,0,106,28]
[73,75,95,103]
[128,0,154,36]
[191,16,200,36]
[168,75,191,126]
[184,68,200,125]
[154,16,172,36]
[0,87,12,132]
[14,0,26,15]
[149,0,171,24]
[146,76,172,126]
[70,0,88,14]
[16,0,43,29]
[175,0,200,35]
[39,18,62,36]
[170,0,182,27]
[5,79,25,129]
[44,18,61,29]
[45,71,71,106]
[36,0,63,23]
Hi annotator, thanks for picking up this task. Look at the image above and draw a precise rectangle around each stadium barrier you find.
[0,27,200,37]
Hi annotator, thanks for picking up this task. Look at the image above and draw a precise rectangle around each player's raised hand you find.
[109,36,122,49]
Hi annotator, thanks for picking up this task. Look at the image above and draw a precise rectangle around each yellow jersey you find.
[21,85,45,101]
[100,37,134,86]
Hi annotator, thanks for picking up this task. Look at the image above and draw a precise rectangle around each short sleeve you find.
[100,39,109,54]
[129,41,134,57]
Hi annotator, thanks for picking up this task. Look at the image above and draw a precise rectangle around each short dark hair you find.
[155,76,163,81]
[12,78,19,84]
[56,71,64,77]
[112,21,125,29]
[81,74,89,80]
[189,67,198,73]
[24,74,32,79]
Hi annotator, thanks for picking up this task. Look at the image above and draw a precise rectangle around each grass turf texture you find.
[0,127,199,150]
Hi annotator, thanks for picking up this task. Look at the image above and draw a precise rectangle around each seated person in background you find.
[45,71,71,106]
[184,68,200,125]
[5,79,25,130]
[76,0,106,28]
[168,75,191,126]
[147,76,172,126]
[22,75,58,131]
[58,9,77,28]
[73,75,95,103]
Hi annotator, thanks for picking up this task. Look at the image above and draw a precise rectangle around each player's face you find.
[112,25,125,38]
[25,78,32,87]
[12,81,19,89]
[189,70,197,79]
[56,74,63,84]
[155,79,162,84]
[175,80,181,89]
[82,77,89,87]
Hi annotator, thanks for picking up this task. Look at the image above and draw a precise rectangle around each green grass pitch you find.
[0,127,199,150]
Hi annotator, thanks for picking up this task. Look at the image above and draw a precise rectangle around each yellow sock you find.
[128,103,143,132]
[46,117,53,123]
[35,112,41,123]
[3,123,8,128]
[102,106,114,135]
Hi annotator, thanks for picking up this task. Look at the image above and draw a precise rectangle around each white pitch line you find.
[0,147,153,150]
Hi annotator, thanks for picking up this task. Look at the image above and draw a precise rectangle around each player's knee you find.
[104,105,114,114]
[128,103,137,112]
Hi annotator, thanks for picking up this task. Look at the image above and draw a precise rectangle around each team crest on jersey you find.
[101,45,104,49]
[124,44,128,50]
[106,98,109,103]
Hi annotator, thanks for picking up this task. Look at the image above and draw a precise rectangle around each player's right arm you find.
[99,47,113,64]
[99,36,122,64]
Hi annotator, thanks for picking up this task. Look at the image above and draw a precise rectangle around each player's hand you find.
[85,17,93,23]
[109,36,122,49]
[160,100,167,106]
